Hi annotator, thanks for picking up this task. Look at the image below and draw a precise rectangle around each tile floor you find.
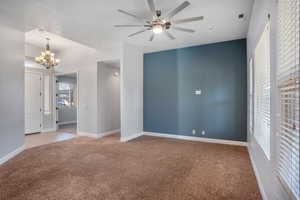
[25,125,77,149]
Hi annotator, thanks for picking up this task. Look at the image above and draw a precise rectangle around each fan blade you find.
[173,16,204,24]
[165,31,176,40]
[146,0,156,16]
[166,1,190,19]
[149,33,155,41]
[115,25,145,27]
[117,9,144,22]
[128,29,149,37]
[173,26,195,33]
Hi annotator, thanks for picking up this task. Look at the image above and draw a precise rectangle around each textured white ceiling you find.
[26,29,77,51]
[1,0,253,56]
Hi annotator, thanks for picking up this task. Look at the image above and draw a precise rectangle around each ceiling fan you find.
[115,0,204,41]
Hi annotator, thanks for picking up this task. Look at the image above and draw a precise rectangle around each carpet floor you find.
[0,134,262,200]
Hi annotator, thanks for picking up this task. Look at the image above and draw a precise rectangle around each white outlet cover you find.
[195,90,201,95]
[192,129,196,135]
[202,131,205,135]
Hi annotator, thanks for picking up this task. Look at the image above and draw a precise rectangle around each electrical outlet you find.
[202,130,205,135]
[192,129,196,135]
[195,89,201,95]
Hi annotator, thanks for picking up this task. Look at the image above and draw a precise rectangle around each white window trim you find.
[253,21,271,160]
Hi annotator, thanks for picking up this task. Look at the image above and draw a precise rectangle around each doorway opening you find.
[98,60,121,139]
[55,73,78,134]
[24,37,78,149]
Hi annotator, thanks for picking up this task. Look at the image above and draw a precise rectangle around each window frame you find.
[253,21,272,160]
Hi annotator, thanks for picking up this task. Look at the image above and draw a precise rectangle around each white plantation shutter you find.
[254,22,271,159]
[277,0,300,199]
[249,58,254,134]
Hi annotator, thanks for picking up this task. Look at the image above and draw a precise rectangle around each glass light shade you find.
[35,39,60,69]
[152,25,163,34]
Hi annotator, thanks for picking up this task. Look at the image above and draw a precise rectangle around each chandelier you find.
[35,38,60,69]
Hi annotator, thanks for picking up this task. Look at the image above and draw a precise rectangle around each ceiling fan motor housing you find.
[165,22,171,29]
[151,19,171,30]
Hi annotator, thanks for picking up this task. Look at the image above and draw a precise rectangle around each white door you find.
[25,72,42,134]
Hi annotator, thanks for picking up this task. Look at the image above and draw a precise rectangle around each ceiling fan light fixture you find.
[152,24,163,34]
[116,0,203,41]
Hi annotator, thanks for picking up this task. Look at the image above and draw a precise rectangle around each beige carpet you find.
[0,134,261,200]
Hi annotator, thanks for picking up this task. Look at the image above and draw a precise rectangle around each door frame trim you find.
[24,71,43,135]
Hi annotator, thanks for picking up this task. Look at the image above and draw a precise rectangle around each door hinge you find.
[56,121,59,124]
[56,80,59,83]
[56,107,59,110]
[40,92,42,96]
[40,124,42,128]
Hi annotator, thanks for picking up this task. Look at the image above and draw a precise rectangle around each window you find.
[254,22,271,159]
[277,0,299,199]
[59,82,72,91]
[57,82,76,108]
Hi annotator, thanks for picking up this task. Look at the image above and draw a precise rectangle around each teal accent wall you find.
[144,39,247,141]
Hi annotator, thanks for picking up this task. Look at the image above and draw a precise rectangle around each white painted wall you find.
[0,14,25,160]
[56,42,101,135]
[98,62,120,135]
[247,0,291,199]
[25,43,41,57]
[120,44,143,142]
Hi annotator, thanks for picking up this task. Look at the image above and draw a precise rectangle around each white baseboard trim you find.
[77,132,100,138]
[58,121,77,125]
[143,132,247,146]
[248,147,268,200]
[121,132,143,142]
[0,145,25,165]
[99,129,120,138]
[42,128,57,133]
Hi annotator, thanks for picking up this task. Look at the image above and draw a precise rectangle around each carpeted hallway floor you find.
[0,134,262,200]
